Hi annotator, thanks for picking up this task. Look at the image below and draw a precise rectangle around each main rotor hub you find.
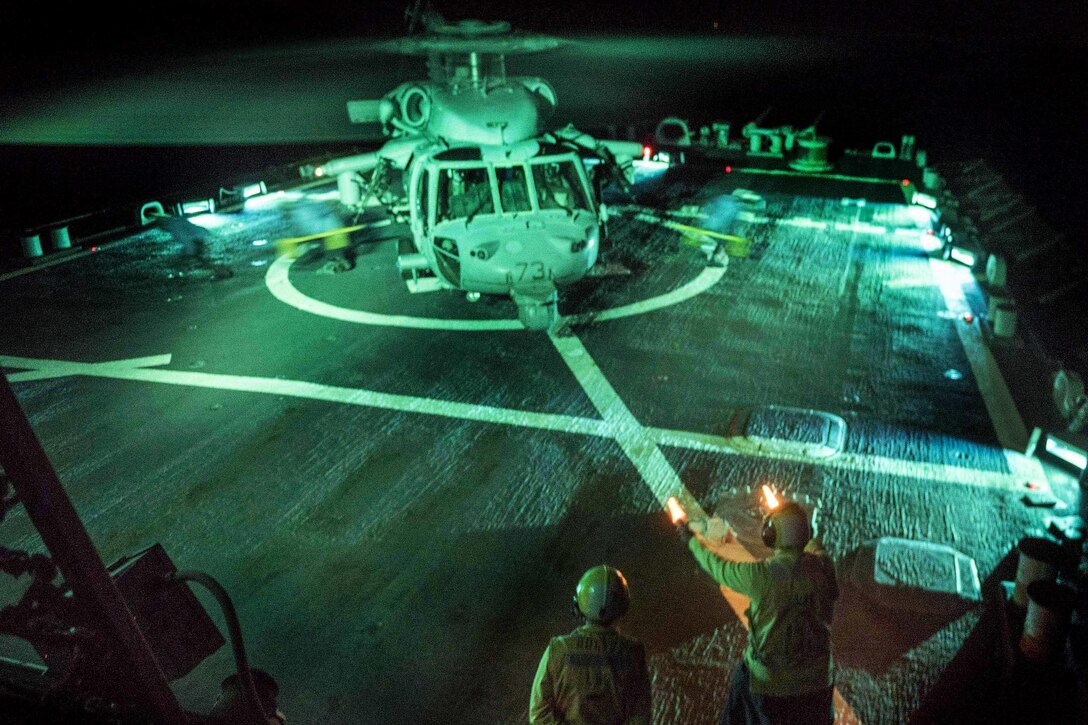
[383,19,561,56]
[432,19,511,37]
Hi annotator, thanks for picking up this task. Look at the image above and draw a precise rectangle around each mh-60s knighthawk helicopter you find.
[307,17,643,329]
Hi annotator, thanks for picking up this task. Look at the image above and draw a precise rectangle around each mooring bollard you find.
[21,234,43,259]
[993,301,1018,339]
[1012,536,1063,608]
[1020,580,1076,663]
[49,226,71,251]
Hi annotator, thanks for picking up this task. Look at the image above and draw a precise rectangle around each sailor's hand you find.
[676,522,694,545]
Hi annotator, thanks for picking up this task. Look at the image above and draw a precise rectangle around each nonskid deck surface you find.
[0,166,1074,724]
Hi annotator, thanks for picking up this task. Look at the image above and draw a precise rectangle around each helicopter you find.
[303,15,643,330]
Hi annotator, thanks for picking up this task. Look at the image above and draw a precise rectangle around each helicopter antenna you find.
[405,1,443,36]
[405,0,425,34]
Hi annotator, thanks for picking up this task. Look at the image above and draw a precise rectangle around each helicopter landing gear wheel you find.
[512,286,558,331]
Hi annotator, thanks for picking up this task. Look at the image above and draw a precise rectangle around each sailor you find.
[529,565,652,725]
[152,212,233,280]
[678,504,838,725]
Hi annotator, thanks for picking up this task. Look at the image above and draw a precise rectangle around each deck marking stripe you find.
[266,255,523,330]
[735,167,900,185]
[648,427,1034,493]
[548,332,707,518]
[1,355,608,437]
[929,259,1030,453]
[589,267,725,322]
[2,354,1040,494]
[266,255,724,330]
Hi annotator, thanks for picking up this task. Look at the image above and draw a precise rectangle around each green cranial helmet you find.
[574,565,630,624]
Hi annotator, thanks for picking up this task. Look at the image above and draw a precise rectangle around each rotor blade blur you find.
[0,34,854,145]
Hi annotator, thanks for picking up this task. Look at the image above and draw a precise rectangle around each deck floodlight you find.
[178,198,215,216]
[911,191,938,210]
[948,246,976,267]
[1037,429,1088,475]
[241,182,267,199]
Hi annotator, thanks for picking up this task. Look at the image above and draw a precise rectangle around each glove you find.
[676,523,693,545]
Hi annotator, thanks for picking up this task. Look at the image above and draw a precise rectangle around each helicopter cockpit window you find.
[438,167,494,222]
[495,166,531,213]
[532,161,589,212]
[417,169,431,234]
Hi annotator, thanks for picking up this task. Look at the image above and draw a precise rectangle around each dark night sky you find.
[3,2,1085,60]
[1,1,1085,235]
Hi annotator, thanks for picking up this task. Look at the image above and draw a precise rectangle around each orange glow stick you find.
[666,496,687,525]
[762,484,780,510]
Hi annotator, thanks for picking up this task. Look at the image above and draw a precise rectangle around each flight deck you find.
[1,159,1085,724]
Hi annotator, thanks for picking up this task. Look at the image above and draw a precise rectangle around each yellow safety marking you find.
[275,223,369,246]
[629,214,752,257]
[275,223,370,258]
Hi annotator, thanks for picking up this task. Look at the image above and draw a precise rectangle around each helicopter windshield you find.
[438,167,494,222]
[531,160,589,212]
[495,166,531,213]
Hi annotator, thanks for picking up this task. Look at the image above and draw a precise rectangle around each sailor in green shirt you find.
[529,565,652,724]
[680,503,838,725]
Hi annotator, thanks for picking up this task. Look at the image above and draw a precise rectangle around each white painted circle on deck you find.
[264,255,725,331]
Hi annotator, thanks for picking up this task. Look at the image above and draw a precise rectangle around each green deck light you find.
[1043,434,1088,472]
[178,198,215,215]
[911,192,938,209]
[242,182,267,199]
[949,247,976,267]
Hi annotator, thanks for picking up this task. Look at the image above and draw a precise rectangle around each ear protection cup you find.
[761,502,811,549]
[761,515,777,548]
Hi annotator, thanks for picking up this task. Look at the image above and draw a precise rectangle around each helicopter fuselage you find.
[402,140,600,327]
[317,20,643,329]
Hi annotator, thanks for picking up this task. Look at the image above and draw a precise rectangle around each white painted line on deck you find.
[929,259,1030,453]
[778,217,827,229]
[548,332,708,518]
[265,255,725,331]
[2,353,1038,495]
[1,354,607,437]
[734,167,901,185]
[649,427,1036,494]
[587,267,725,322]
[4,354,175,383]
[266,255,523,330]
[833,221,887,235]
